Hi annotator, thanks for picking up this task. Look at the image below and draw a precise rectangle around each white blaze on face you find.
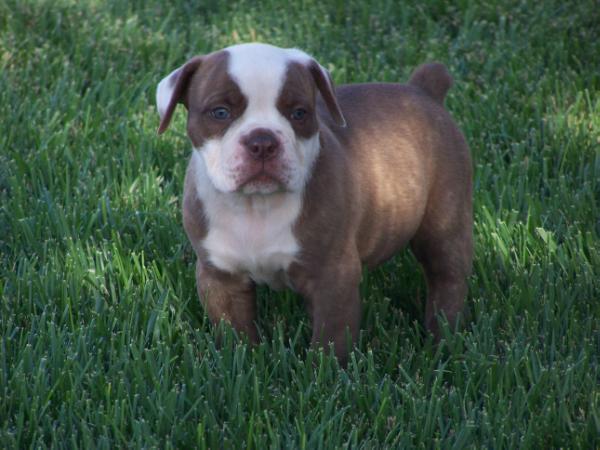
[197,43,320,195]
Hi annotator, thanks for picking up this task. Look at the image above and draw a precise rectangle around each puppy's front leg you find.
[196,262,259,344]
[292,260,362,366]
[310,289,361,367]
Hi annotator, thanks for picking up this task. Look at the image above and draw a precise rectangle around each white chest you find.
[203,200,300,288]
[192,153,301,289]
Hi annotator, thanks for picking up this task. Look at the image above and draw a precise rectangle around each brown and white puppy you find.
[157,43,472,364]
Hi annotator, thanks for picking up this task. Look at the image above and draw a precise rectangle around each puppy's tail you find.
[408,62,453,104]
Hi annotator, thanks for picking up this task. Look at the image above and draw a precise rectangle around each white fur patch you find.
[191,152,302,289]
[226,43,311,106]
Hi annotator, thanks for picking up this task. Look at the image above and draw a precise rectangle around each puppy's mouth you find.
[237,167,288,194]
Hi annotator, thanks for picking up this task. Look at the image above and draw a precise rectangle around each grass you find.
[1,0,599,447]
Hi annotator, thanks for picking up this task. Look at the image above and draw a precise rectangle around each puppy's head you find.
[157,43,345,195]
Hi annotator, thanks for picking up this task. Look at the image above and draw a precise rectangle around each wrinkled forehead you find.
[225,43,312,101]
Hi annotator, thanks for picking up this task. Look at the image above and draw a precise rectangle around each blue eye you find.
[210,106,231,120]
[291,108,307,121]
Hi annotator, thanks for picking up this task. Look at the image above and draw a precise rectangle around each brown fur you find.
[290,80,472,356]
[185,52,248,148]
[276,62,319,138]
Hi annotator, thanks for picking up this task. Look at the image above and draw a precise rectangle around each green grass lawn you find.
[1,0,599,447]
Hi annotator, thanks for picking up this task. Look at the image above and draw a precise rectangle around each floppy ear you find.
[156,56,203,134]
[307,61,346,127]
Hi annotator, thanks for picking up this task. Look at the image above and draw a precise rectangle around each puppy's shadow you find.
[253,250,428,351]
[360,250,427,339]
[255,285,310,348]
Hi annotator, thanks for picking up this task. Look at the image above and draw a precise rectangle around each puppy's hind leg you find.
[410,203,473,341]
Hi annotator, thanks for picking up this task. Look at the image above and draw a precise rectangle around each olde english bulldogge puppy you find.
[156,43,472,365]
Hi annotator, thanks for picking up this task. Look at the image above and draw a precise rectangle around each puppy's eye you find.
[210,106,231,120]
[291,108,307,121]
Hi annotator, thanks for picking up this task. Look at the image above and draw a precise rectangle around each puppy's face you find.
[157,43,345,195]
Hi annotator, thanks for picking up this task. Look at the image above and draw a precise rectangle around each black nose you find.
[243,129,281,161]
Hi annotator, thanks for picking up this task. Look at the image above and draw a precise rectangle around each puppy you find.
[157,43,472,364]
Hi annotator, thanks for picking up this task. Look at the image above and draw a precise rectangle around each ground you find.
[1,0,599,448]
